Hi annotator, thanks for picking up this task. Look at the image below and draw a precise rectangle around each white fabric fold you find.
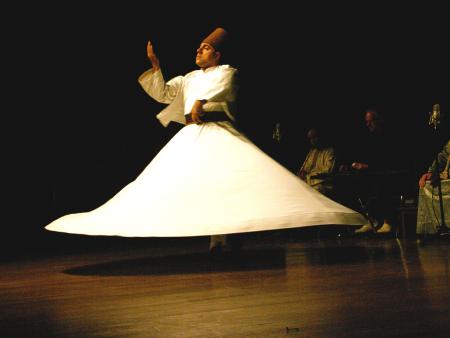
[46,123,366,237]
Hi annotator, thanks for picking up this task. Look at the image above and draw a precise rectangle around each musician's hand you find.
[190,100,205,124]
[419,172,432,188]
[351,162,369,170]
[147,41,160,71]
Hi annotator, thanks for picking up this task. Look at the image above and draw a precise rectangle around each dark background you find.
[3,2,449,255]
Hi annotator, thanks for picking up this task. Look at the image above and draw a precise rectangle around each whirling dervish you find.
[45,27,366,248]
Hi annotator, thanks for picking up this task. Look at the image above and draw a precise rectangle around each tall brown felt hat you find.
[201,27,228,50]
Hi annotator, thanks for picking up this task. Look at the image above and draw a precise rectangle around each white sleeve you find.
[138,69,184,104]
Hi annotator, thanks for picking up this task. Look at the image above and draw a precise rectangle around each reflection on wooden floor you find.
[1,232,449,337]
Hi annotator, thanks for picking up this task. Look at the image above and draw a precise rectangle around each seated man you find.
[297,127,337,198]
[417,139,450,235]
[351,109,398,234]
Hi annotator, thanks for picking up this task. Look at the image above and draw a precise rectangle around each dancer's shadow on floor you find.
[64,248,286,276]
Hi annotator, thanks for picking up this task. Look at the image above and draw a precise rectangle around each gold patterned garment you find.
[416,179,450,234]
[298,147,336,195]
[429,140,450,179]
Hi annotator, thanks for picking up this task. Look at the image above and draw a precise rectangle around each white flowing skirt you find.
[46,122,366,237]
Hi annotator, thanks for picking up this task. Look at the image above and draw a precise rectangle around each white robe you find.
[138,65,238,127]
[45,65,366,237]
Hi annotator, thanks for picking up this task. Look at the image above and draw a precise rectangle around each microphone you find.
[273,122,281,142]
[429,103,441,130]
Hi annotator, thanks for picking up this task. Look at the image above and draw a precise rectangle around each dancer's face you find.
[196,43,220,69]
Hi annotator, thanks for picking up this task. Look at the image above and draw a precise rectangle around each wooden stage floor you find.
[1,229,449,337]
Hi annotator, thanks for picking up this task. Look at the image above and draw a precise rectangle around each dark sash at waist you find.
[185,111,231,125]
